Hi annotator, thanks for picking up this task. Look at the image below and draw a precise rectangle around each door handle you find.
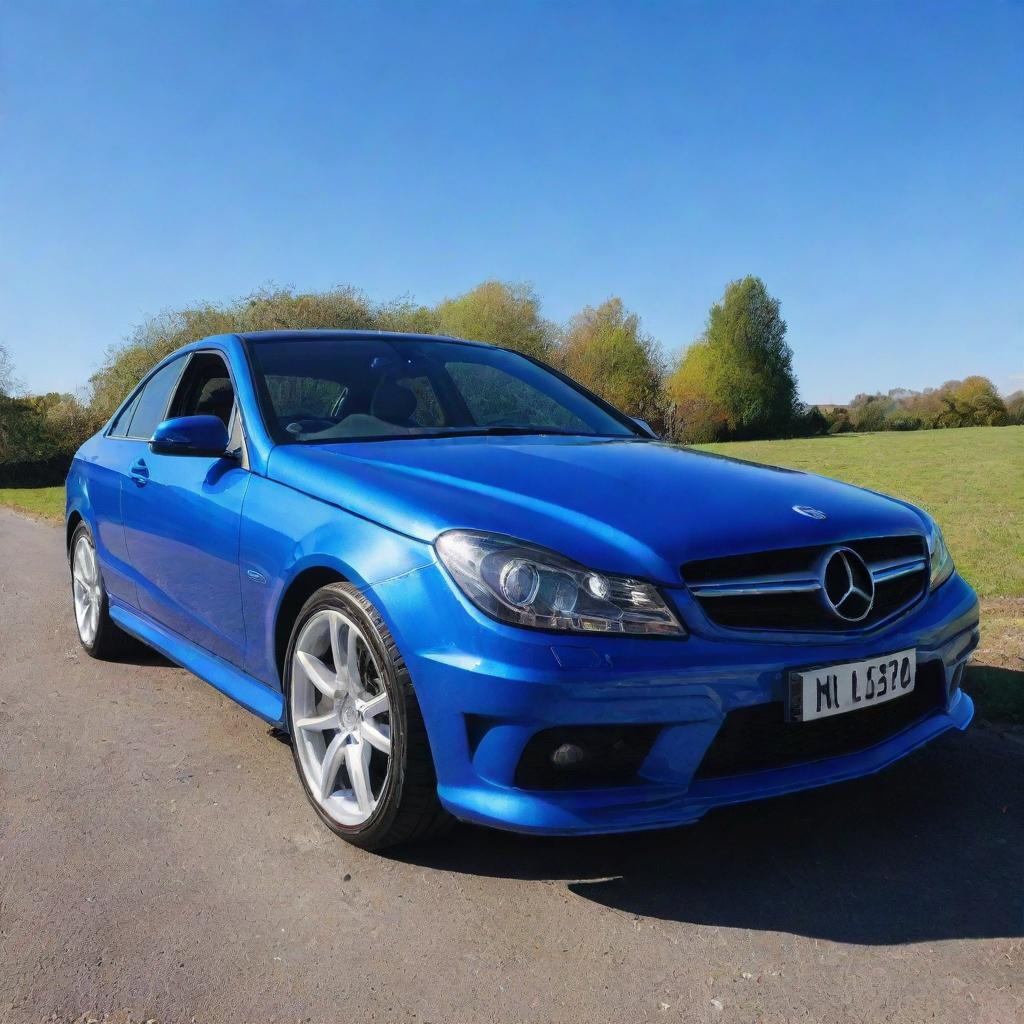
[129,458,150,487]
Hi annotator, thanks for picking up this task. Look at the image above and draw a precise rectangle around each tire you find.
[284,582,451,851]
[69,523,138,660]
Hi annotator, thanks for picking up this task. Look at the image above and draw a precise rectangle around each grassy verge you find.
[0,485,65,521]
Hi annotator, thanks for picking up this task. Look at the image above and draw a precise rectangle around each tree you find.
[1006,390,1024,425]
[434,281,555,360]
[88,286,378,421]
[666,276,799,442]
[849,393,894,432]
[793,404,829,436]
[375,296,443,335]
[558,298,664,424]
[235,285,376,334]
[946,376,1008,426]
[0,343,19,397]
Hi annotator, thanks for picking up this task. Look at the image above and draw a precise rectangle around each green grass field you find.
[697,425,1024,600]
[0,485,64,520]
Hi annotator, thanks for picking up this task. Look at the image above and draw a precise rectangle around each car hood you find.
[267,436,927,585]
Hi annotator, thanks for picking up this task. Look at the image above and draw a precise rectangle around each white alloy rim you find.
[291,608,392,826]
[72,535,102,645]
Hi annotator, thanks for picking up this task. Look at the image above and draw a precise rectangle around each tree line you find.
[826,378,1020,433]
[1,276,1020,484]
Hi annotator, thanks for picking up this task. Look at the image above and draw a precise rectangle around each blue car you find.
[66,331,980,849]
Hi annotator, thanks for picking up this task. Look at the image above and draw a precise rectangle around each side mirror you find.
[631,417,658,439]
[150,415,230,457]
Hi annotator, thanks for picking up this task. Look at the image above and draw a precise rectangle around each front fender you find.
[238,474,434,688]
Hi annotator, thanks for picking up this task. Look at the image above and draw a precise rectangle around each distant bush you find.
[87,281,568,424]
[846,377,1009,433]
[792,404,829,437]
[885,412,923,431]
[434,281,555,361]
[559,298,665,428]
[0,391,97,484]
[1006,391,1024,425]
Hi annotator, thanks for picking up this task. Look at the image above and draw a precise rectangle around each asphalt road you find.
[1,507,1021,1024]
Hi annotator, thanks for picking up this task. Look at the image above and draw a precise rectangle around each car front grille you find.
[682,535,928,632]
[694,661,946,780]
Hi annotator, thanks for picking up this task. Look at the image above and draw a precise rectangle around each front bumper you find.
[368,562,980,836]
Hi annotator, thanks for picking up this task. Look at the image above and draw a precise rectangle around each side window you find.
[108,391,142,438]
[169,353,236,429]
[126,357,186,439]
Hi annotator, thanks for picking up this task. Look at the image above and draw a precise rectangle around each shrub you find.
[434,281,555,360]
[558,298,665,426]
[885,411,923,431]
[666,276,799,443]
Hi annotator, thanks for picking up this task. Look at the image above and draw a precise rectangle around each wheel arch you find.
[66,509,84,554]
[273,565,350,684]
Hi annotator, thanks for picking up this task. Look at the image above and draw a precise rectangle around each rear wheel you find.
[69,523,136,659]
[284,582,450,850]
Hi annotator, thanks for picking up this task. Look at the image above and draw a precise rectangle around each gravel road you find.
[0,507,1020,1023]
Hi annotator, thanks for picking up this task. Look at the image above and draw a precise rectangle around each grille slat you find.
[683,536,928,633]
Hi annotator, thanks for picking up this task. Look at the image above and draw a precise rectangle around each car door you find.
[120,350,251,667]
[86,355,190,608]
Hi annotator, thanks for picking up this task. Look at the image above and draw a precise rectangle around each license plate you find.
[789,649,916,722]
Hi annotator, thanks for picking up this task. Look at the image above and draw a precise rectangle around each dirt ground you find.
[1,508,1021,1024]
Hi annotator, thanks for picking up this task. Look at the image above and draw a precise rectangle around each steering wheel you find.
[283,412,336,435]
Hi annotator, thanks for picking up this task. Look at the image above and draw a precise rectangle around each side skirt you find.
[110,603,285,725]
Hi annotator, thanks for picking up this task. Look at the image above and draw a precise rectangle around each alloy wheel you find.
[72,535,102,646]
[290,608,393,826]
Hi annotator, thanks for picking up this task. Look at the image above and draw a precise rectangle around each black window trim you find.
[104,348,249,467]
[105,353,188,442]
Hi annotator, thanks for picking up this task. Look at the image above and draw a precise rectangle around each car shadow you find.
[966,664,1024,726]
[113,642,177,668]
[395,730,1024,945]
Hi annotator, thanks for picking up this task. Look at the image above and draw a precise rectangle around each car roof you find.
[235,329,493,349]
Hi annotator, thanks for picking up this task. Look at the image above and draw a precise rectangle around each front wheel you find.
[284,582,450,850]
[69,523,137,659]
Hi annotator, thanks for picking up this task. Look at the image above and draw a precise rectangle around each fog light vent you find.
[551,742,587,768]
[515,725,660,790]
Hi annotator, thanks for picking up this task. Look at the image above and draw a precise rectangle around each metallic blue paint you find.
[66,331,980,836]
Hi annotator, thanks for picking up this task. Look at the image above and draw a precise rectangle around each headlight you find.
[434,530,686,637]
[926,520,954,591]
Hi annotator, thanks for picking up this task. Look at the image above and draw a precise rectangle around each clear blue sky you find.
[2,0,1021,403]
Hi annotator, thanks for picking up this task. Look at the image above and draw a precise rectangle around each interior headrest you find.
[371,380,417,424]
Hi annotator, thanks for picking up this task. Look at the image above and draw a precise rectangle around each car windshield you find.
[246,336,641,443]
